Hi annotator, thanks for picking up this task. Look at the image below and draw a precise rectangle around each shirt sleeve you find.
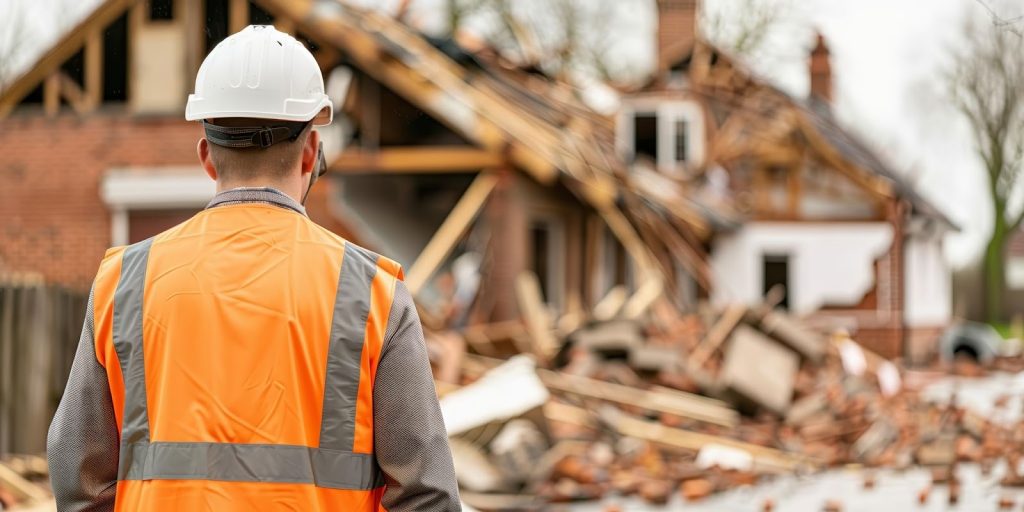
[47,287,119,512]
[374,281,461,511]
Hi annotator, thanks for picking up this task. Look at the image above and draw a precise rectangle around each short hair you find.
[207,118,311,181]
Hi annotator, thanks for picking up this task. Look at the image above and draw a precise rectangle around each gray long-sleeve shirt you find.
[47,189,460,511]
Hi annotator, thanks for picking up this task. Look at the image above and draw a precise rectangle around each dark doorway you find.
[632,113,658,163]
[763,254,790,310]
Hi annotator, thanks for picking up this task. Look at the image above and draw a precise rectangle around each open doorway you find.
[763,254,790,310]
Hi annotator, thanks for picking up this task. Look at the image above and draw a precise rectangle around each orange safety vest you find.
[91,203,402,511]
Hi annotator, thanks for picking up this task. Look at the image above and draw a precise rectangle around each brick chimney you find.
[809,32,832,103]
[657,0,699,67]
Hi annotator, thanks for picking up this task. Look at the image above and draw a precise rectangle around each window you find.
[149,0,174,21]
[763,254,790,310]
[619,101,704,175]
[674,119,689,163]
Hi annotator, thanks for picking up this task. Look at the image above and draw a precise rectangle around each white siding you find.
[904,237,952,327]
[710,223,893,315]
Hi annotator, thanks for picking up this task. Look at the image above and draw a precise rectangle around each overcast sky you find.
[4,0,1018,267]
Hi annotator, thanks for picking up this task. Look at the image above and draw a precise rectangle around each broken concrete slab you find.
[440,355,549,437]
[759,311,825,362]
[569,319,644,359]
[720,325,799,415]
[628,343,682,373]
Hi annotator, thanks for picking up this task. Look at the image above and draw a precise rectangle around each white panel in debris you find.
[710,222,893,315]
[439,356,549,437]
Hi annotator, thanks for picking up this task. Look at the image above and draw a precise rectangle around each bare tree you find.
[442,0,645,83]
[0,2,33,91]
[948,13,1024,322]
[701,0,797,64]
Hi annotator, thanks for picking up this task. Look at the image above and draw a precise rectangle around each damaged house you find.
[0,0,708,348]
[616,0,957,361]
[0,0,953,364]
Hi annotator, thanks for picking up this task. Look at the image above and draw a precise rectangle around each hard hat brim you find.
[186,97,333,126]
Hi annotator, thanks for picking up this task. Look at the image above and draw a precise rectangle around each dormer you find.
[616,98,706,177]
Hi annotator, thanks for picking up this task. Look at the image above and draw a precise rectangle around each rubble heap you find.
[0,455,53,511]
[429,292,1020,510]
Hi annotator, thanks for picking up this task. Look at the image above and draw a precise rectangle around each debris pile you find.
[0,455,53,511]
[429,285,1022,509]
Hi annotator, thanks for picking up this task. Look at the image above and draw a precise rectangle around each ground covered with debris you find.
[432,296,1024,511]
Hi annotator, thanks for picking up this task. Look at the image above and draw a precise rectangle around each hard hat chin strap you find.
[203,120,309,149]
[301,142,327,206]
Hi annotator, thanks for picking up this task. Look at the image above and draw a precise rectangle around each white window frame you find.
[101,166,215,246]
[657,101,705,173]
[617,100,705,176]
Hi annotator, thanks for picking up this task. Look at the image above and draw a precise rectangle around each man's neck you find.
[217,180,303,204]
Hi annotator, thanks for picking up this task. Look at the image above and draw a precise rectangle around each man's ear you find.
[198,138,218,181]
[301,129,321,177]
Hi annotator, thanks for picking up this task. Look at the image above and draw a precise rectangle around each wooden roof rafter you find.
[0,0,138,118]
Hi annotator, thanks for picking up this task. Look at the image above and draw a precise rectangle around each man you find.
[47,25,460,511]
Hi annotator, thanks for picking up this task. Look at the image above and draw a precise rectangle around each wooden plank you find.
[406,172,499,295]
[459,353,738,428]
[330,146,502,174]
[0,461,48,503]
[621,277,664,320]
[544,402,814,472]
[84,29,103,110]
[514,271,558,359]
[229,0,250,34]
[540,370,738,428]
[182,0,204,87]
[43,73,60,117]
[595,205,658,284]
[275,17,295,35]
[0,0,137,118]
[688,304,747,370]
[592,285,627,321]
[58,73,91,114]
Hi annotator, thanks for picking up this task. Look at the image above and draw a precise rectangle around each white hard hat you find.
[186,25,333,125]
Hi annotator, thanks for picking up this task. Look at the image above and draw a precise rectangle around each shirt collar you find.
[205,187,306,216]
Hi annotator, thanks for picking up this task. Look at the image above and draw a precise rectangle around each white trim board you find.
[101,166,214,246]
[101,166,215,209]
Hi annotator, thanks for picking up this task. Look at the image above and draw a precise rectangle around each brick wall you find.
[0,111,354,291]
[0,112,201,290]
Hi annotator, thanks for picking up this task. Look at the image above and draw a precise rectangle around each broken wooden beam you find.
[331,146,503,173]
[688,304,746,370]
[538,369,739,428]
[406,171,499,295]
[544,402,816,472]
[515,271,559,360]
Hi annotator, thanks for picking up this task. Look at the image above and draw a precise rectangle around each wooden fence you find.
[0,275,86,457]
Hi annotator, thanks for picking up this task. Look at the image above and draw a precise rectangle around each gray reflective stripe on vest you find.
[113,238,154,446]
[112,238,384,489]
[319,242,379,450]
[119,441,385,489]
